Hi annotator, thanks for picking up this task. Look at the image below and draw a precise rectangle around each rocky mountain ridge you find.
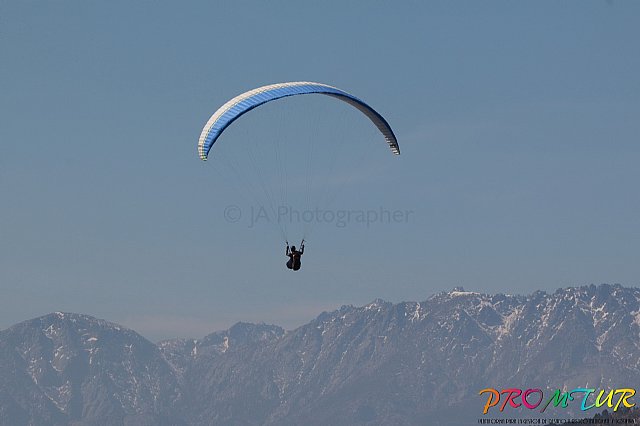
[1,284,638,425]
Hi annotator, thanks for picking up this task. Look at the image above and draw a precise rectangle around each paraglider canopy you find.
[198,81,399,160]
[197,81,400,245]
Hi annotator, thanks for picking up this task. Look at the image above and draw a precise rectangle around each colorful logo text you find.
[479,388,636,415]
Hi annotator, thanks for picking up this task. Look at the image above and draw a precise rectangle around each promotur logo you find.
[223,205,414,228]
[479,387,636,415]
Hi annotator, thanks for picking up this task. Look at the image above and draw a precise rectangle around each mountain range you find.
[1,283,639,425]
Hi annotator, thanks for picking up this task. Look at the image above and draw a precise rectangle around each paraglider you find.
[286,240,305,271]
[197,82,399,270]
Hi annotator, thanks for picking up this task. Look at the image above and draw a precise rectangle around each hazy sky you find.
[1,1,639,340]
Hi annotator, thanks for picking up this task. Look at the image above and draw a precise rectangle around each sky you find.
[1,0,639,341]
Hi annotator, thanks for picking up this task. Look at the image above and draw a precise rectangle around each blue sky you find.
[1,1,639,340]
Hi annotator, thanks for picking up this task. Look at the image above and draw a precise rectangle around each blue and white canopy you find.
[198,81,399,160]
